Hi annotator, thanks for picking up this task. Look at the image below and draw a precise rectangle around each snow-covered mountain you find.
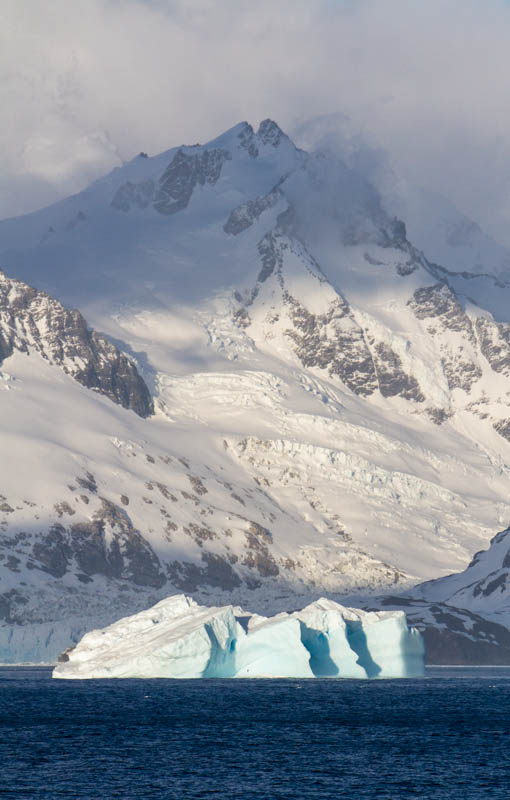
[384,182,510,281]
[413,526,510,621]
[365,527,510,665]
[2,119,510,662]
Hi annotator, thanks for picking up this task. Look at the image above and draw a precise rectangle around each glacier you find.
[52,594,424,679]
[4,117,510,665]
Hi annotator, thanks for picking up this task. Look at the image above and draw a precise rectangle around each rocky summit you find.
[2,119,510,663]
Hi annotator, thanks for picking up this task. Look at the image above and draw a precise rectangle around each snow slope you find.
[412,526,510,623]
[2,119,510,661]
[383,181,510,280]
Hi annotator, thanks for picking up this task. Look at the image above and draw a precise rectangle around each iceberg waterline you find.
[52,594,425,680]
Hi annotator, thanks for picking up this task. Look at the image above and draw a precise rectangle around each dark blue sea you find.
[2,667,510,799]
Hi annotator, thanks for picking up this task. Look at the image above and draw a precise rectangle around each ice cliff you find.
[52,594,424,679]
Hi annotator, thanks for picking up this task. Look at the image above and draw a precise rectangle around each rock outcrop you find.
[0,271,153,417]
[111,179,155,212]
[224,186,282,235]
[153,148,231,215]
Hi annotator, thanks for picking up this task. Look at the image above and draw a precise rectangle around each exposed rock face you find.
[153,148,231,215]
[494,419,510,442]
[0,589,28,625]
[166,553,242,592]
[372,219,425,277]
[237,123,259,158]
[69,500,165,587]
[111,179,155,212]
[449,359,482,393]
[7,499,166,590]
[0,272,153,417]
[395,259,419,277]
[409,283,475,339]
[371,342,425,402]
[242,522,279,578]
[257,119,288,148]
[408,282,482,394]
[476,317,510,376]
[282,289,423,402]
[224,187,282,235]
[285,294,379,397]
[235,225,426,403]
[257,230,286,283]
[31,526,71,578]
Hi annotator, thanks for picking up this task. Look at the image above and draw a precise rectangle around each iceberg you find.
[296,598,424,678]
[234,613,314,678]
[52,595,238,680]
[53,594,425,679]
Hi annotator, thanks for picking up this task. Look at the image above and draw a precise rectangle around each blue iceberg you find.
[53,594,424,680]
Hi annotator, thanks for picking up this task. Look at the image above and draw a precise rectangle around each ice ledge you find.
[52,594,425,680]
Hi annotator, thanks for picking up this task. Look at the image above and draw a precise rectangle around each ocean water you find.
[1,667,510,799]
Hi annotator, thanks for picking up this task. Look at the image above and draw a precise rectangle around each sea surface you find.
[2,667,510,799]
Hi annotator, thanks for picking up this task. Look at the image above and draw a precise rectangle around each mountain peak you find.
[257,119,288,147]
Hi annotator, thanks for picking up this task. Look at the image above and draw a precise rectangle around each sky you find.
[3,0,510,246]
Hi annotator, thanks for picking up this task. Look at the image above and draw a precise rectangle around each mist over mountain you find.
[2,118,510,663]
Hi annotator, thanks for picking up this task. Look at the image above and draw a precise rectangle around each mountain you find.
[413,526,510,620]
[365,527,510,665]
[2,119,510,662]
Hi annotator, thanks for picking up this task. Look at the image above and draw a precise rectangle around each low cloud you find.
[2,0,510,246]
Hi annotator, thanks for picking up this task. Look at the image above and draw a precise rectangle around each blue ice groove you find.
[202,608,425,679]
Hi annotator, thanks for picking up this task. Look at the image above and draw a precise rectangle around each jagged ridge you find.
[0,271,153,417]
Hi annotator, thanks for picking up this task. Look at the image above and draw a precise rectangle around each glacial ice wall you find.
[53,594,424,679]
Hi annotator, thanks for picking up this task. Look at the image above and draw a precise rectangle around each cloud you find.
[2,0,510,246]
